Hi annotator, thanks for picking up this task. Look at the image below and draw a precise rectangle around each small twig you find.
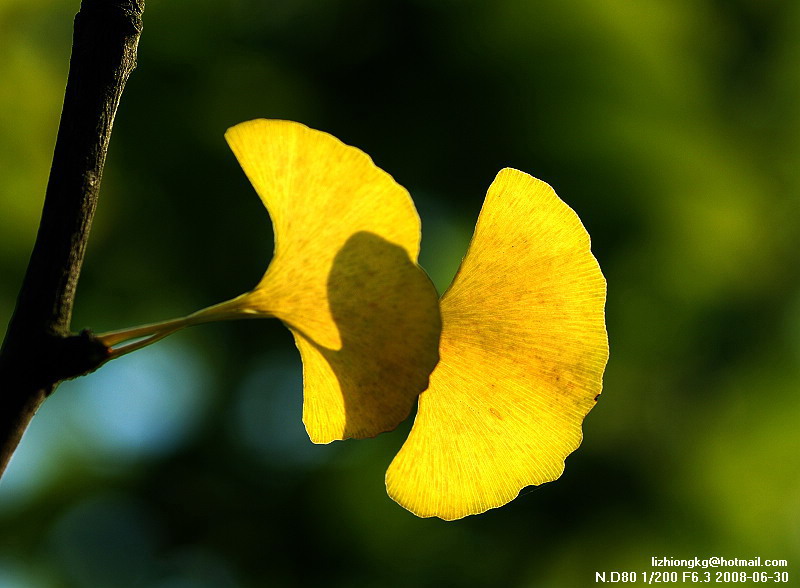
[0,0,146,477]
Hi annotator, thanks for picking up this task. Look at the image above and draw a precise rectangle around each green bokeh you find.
[1,0,799,586]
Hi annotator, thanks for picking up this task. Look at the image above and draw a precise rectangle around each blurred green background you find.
[2,0,800,586]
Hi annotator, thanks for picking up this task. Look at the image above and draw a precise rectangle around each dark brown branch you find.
[0,0,145,475]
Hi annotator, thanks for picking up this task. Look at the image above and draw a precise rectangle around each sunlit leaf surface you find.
[386,168,608,519]
[215,120,441,443]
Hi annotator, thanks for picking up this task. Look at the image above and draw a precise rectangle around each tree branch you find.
[0,0,145,476]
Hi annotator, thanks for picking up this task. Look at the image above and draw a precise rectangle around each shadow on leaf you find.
[294,231,441,442]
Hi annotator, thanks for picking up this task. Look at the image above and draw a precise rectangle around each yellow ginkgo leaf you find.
[385,168,608,520]
[100,119,441,444]
[222,120,441,443]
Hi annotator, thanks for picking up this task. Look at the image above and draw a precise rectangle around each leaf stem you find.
[97,317,190,347]
[96,292,262,359]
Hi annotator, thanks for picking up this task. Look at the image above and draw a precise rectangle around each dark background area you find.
[1,0,799,586]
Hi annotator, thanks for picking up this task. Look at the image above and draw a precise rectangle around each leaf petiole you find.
[95,294,261,359]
